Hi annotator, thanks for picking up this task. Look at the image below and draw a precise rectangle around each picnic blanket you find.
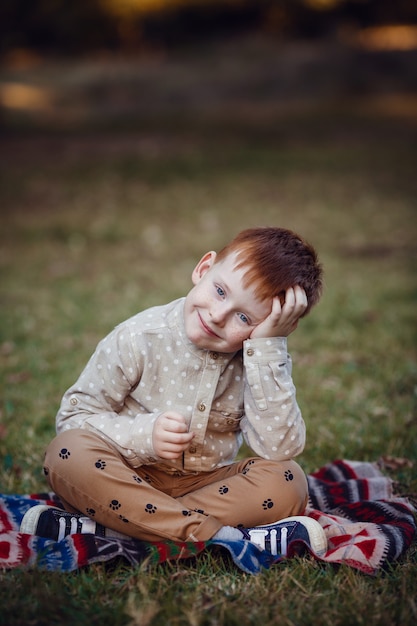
[1,459,415,575]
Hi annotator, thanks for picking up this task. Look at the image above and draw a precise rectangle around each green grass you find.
[1,37,417,625]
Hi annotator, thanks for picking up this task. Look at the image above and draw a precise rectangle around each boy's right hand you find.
[152,411,194,460]
[250,286,308,339]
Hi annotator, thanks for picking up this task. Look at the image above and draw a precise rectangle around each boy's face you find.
[184,251,272,353]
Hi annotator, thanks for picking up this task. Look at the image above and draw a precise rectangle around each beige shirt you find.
[56,297,305,473]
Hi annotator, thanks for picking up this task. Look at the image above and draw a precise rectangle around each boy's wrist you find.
[243,336,288,360]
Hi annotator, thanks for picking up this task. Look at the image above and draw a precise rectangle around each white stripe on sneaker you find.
[270,528,278,555]
[79,516,97,534]
[280,527,288,556]
[58,516,67,541]
[247,528,268,550]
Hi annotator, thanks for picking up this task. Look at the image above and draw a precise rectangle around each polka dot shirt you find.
[56,298,305,473]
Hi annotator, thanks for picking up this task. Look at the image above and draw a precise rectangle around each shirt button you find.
[198,402,206,412]
[209,351,218,360]
[246,348,254,356]
[70,397,78,406]
[189,446,197,454]
[226,419,235,425]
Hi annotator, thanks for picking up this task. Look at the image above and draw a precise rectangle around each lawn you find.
[0,36,416,625]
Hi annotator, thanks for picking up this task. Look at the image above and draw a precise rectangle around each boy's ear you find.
[191,251,217,285]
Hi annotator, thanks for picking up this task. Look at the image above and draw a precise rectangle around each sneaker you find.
[242,516,327,557]
[20,505,106,541]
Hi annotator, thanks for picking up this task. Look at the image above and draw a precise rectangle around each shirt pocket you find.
[208,408,243,433]
[245,362,268,409]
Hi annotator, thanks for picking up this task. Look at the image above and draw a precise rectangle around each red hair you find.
[215,227,323,316]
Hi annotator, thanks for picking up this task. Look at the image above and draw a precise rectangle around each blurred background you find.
[1,0,417,133]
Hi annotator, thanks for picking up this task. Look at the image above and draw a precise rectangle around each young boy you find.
[21,227,326,557]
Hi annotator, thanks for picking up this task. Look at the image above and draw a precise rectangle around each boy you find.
[21,227,326,557]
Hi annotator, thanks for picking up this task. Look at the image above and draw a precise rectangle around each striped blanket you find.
[0,459,415,575]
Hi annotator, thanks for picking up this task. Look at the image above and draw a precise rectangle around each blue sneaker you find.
[242,516,327,556]
[20,505,106,540]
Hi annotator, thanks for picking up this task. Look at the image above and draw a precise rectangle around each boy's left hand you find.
[250,286,308,339]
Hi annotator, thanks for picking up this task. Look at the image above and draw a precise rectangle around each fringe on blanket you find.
[0,459,415,575]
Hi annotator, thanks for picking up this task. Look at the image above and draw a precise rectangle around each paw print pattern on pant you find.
[95,459,106,470]
[182,510,192,516]
[284,469,294,481]
[132,475,142,484]
[109,499,121,510]
[242,459,256,475]
[145,503,157,514]
[86,507,96,517]
[262,498,274,510]
[219,485,229,494]
[118,514,129,524]
[59,448,70,460]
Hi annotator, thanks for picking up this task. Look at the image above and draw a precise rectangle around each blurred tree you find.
[0,0,416,57]
[0,0,117,56]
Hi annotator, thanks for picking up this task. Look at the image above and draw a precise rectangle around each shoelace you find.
[247,526,288,556]
[57,515,97,541]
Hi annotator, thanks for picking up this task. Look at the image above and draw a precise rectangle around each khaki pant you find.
[44,429,308,542]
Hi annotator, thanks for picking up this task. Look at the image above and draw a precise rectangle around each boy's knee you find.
[44,428,120,510]
[44,428,107,483]
[248,458,308,518]
[281,459,309,514]
[45,428,84,466]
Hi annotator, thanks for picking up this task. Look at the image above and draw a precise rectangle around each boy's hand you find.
[152,411,194,460]
[250,286,308,339]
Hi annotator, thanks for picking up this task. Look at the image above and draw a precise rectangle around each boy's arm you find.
[56,323,160,468]
[240,288,308,460]
[240,336,306,460]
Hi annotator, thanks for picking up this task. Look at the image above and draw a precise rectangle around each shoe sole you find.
[20,504,52,535]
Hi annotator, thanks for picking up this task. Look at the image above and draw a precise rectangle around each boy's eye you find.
[238,312,249,324]
[216,285,225,297]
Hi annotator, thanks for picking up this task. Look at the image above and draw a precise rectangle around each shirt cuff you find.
[243,337,288,363]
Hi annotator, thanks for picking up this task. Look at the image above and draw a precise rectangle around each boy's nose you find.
[209,303,228,326]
